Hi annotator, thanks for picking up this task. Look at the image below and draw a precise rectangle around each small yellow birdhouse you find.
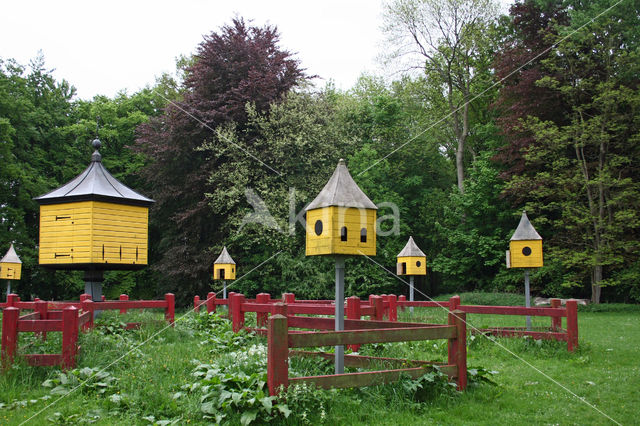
[0,244,22,280]
[34,138,154,270]
[396,236,426,276]
[305,159,377,256]
[507,211,543,268]
[213,246,236,280]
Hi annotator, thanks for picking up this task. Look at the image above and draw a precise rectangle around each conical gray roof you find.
[305,159,377,211]
[0,244,21,264]
[34,139,154,207]
[510,211,542,241]
[397,236,426,257]
[214,246,235,264]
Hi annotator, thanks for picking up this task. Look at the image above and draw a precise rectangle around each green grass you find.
[1,297,638,425]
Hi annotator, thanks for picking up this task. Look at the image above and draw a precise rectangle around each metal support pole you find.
[6,280,11,298]
[409,275,414,315]
[524,269,532,331]
[84,270,103,318]
[335,256,345,374]
[223,280,227,300]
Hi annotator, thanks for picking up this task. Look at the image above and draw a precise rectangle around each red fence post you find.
[35,300,49,341]
[256,293,271,327]
[164,293,175,326]
[550,298,561,331]
[81,300,95,330]
[449,295,461,312]
[101,295,106,302]
[227,292,236,319]
[398,295,406,312]
[388,295,398,322]
[271,302,288,318]
[61,307,79,369]
[566,299,578,352]
[193,295,201,313]
[267,314,289,396]
[1,307,19,369]
[448,309,467,390]
[381,294,389,319]
[207,292,216,314]
[371,295,384,321]
[120,294,129,314]
[6,294,18,307]
[346,296,361,351]
[231,293,246,333]
[283,293,295,304]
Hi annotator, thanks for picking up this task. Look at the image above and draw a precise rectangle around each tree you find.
[135,18,306,298]
[382,0,499,193]
[505,0,640,303]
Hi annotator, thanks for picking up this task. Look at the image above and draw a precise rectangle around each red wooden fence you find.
[1,293,175,370]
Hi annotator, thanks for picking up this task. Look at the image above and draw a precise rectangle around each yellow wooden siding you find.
[213,264,236,280]
[397,256,427,275]
[306,207,376,256]
[0,262,21,279]
[509,240,543,268]
[39,201,149,266]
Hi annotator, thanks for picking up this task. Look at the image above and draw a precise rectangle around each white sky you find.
[2,0,386,100]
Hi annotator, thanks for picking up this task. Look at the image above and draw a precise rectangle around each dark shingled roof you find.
[34,139,154,207]
[0,244,21,264]
[510,211,542,241]
[397,236,426,258]
[214,246,235,265]
[305,159,377,211]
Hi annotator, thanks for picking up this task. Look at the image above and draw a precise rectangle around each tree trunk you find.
[591,265,602,304]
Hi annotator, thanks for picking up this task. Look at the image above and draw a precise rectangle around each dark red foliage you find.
[492,1,569,180]
[134,18,306,292]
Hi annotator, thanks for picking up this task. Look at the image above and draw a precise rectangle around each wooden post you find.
[381,294,389,320]
[35,300,48,341]
[335,256,345,374]
[227,292,236,319]
[449,295,461,311]
[398,295,406,312]
[119,294,129,314]
[80,293,91,303]
[524,270,532,331]
[164,293,175,326]
[372,295,384,321]
[271,302,287,317]
[6,293,18,307]
[550,298,561,331]
[256,293,271,327]
[61,307,79,369]
[448,309,467,390]
[231,293,246,333]
[388,294,398,322]
[193,295,201,313]
[283,293,295,319]
[81,300,95,330]
[566,299,578,352]
[267,314,289,396]
[206,292,216,313]
[1,307,19,369]
[346,296,361,351]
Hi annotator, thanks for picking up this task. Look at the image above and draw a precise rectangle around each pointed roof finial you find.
[510,210,542,241]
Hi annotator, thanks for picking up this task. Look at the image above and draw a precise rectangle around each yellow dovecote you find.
[305,159,377,256]
[34,138,154,270]
[508,211,543,268]
[396,236,426,275]
[0,244,22,280]
[213,246,236,280]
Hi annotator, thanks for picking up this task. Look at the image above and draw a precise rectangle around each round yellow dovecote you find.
[213,246,236,280]
[396,236,426,276]
[34,138,155,270]
[0,244,22,280]
[507,211,543,268]
[305,159,377,257]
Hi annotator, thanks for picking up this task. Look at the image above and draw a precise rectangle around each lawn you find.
[0,295,638,425]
